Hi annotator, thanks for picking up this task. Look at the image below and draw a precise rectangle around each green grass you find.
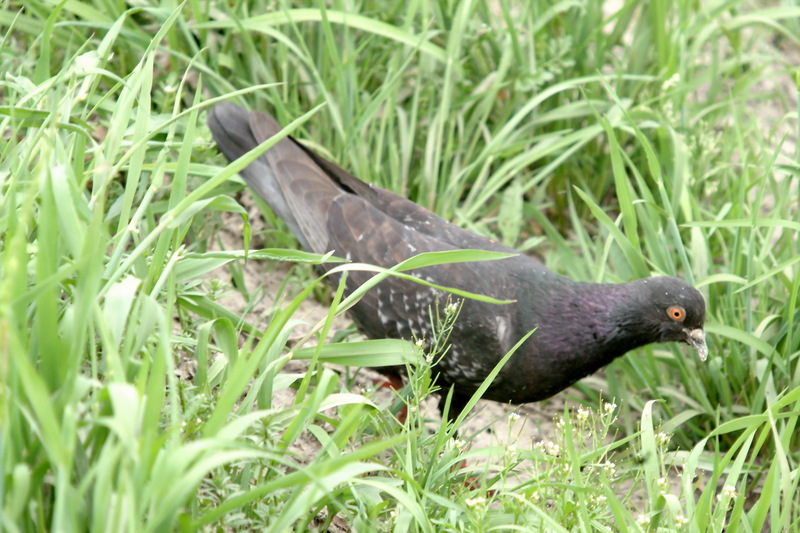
[1,0,799,530]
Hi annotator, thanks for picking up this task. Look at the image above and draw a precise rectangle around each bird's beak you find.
[684,328,708,361]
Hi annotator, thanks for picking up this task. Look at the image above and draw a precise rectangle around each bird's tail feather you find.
[207,102,337,252]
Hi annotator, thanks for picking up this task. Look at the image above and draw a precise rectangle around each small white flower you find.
[508,412,521,424]
[717,484,737,501]
[675,514,688,526]
[663,100,677,122]
[554,416,564,429]
[415,338,425,348]
[662,73,681,91]
[531,490,541,502]
[465,497,486,508]
[603,402,617,414]
[602,461,616,476]
[544,441,560,456]
[451,438,467,450]
[506,444,517,458]
[576,407,590,421]
[446,302,459,315]
[656,432,671,446]
[636,514,651,527]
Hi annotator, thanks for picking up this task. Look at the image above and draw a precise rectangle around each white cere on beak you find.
[685,328,708,362]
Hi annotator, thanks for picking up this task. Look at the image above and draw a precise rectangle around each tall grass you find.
[0,0,798,530]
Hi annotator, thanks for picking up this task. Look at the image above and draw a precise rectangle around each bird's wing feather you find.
[298,139,522,253]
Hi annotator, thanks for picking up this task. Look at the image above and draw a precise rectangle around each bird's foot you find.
[377,375,408,424]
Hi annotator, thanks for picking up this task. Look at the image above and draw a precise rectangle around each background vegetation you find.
[1,0,798,530]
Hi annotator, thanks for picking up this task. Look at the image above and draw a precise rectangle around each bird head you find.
[638,276,707,360]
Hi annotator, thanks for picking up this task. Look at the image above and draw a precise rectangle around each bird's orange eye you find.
[667,305,686,321]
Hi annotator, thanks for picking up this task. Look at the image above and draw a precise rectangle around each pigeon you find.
[207,101,707,418]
